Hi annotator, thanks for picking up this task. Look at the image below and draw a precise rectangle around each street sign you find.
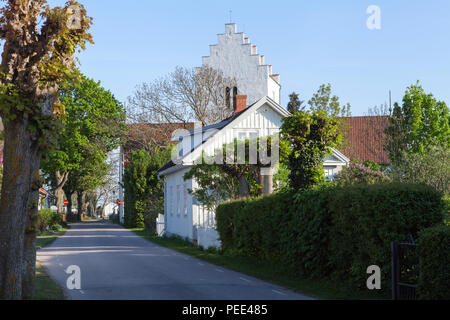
[64,200,69,205]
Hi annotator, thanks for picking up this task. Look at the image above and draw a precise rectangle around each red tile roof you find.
[340,116,390,165]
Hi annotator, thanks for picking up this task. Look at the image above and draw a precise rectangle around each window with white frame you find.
[183,184,188,217]
[237,131,259,141]
[324,166,337,180]
[176,185,181,216]
[169,186,174,216]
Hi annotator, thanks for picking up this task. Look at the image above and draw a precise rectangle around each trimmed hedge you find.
[328,183,444,291]
[216,183,446,295]
[417,224,450,300]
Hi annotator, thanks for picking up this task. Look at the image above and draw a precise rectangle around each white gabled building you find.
[158,24,349,248]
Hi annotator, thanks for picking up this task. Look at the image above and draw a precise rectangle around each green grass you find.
[31,225,69,300]
[36,226,68,250]
[31,261,67,300]
[129,227,390,300]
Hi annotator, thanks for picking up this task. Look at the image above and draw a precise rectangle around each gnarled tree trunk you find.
[0,119,42,300]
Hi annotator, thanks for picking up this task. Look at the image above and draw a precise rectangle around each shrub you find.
[216,182,446,296]
[417,224,450,300]
[282,186,335,277]
[38,209,62,233]
[328,183,444,292]
[334,163,391,186]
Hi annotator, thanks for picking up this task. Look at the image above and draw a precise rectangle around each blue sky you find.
[48,0,450,116]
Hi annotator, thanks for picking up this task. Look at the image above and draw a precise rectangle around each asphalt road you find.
[37,221,313,300]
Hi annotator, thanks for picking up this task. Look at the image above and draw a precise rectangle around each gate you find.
[391,235,419,300]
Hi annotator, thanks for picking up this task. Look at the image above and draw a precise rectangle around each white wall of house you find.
[164,167,195,241]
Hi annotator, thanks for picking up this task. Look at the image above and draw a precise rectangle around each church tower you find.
[202,23,281,107]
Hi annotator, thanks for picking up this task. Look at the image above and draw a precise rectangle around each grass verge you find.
[36,226,68,250]
[129,228,390,300]
[31,226,69,300]
[32,261,67,300]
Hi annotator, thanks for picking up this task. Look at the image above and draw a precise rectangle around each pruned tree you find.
[127,65,238,126]
[0,0,93,299]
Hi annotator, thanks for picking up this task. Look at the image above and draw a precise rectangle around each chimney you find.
[234,95,247,113]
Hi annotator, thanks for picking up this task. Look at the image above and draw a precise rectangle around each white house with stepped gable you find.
[158,24,349,248]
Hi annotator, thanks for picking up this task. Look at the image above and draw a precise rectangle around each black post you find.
[391,242,399,300]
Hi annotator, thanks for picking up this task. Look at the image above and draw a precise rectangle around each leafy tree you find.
[287,92,304,114]
[281,111,342,190]
[0,0,92,299]
[385,83,450,164]
[391,145,449,195]
[308,84,352,118]
[184,135,283,210]
[42,75,127,219]
[123,147,172,229]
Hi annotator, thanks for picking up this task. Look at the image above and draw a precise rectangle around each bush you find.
[216,182,446,295]
[328,183,444,292]
[417,224,450,300]
[334,163,391,186]
[38,209,63,233]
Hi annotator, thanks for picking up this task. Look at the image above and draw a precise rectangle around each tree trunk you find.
[77,191,87,222]
[55,172,68,215]
[66,193,73,222]
[22,163,41,299]
[0,119,41,300]
[238,175,250,198]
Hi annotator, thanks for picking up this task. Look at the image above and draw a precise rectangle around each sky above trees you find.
[45,0,450,116]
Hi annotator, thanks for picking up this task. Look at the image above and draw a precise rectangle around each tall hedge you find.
[328,183,444,291]
[216,182,445,295]
[417,224,450,300]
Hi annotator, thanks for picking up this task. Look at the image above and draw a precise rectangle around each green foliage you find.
[329,183,444,292]
[287,92,304,114]
[38,209,63,233]
[216,183,445,296]
[334,163,391,186]
[184,158,240,211]
[42,75,127,194]
[308,84,352,118]
[184,135,280,207]
[123,147,172,229]
[385,82,450,164]
[417,224,450,300]
[391,144,450,195]
[281,110,342,190]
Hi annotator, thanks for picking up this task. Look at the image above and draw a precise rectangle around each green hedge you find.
[328,183,444,291]
[417,224,450,300]
[216,182,445,295]
[38,209,63,233]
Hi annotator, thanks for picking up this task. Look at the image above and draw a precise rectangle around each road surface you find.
[37,221,313,300]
